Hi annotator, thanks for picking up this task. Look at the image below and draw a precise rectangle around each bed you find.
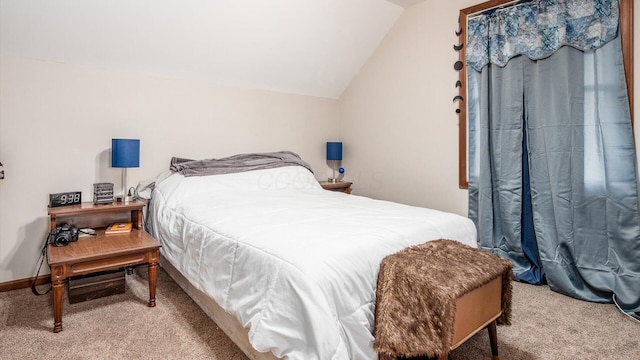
[147,156,477,360]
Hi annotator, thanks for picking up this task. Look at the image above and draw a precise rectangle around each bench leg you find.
[488,320,499,360]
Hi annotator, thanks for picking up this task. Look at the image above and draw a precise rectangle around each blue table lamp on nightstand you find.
[326,141,342,183]
[112,139,140,202]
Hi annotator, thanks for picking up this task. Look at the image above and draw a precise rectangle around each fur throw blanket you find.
[374,239,512,359]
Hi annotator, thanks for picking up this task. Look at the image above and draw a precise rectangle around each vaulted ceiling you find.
[0,0,425,99]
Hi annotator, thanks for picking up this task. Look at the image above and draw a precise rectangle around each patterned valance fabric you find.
[466,0,620,71]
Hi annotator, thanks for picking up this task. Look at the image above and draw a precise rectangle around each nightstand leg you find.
[148,261,157,307]
[52,279,64,332]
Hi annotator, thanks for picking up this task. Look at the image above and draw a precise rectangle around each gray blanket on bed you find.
[170,151,313,177]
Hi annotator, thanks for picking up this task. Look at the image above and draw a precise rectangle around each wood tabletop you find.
[48,201,145,217]
[47,229,160,266]
[318,181,352,190]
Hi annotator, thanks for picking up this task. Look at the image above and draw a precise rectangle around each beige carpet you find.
[1,267,638,360]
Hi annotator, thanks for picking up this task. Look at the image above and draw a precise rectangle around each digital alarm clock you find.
[49,191,82,208]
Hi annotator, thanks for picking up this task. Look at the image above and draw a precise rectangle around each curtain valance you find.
[466,0,619,71]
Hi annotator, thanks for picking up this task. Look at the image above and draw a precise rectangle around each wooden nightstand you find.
[319,180,353,194]
[47,201,161,333]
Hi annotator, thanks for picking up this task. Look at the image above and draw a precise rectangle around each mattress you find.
[147,165,477,359]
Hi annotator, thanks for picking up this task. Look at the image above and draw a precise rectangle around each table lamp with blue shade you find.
[326,141,343,183]
[112,139,140,202]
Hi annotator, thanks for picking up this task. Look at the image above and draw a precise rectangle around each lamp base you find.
[327,177,339,183]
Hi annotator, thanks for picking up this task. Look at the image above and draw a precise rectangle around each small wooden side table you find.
[319,180,353,194]
[47,201,161,333]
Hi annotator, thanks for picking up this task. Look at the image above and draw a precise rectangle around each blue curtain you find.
[467,0,640,313]
[519,123,545,284]
[466,0,620,71]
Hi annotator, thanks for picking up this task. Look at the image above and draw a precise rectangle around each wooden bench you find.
[374,239,512,360]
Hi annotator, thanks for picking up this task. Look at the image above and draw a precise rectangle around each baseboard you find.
[0,275,50,292]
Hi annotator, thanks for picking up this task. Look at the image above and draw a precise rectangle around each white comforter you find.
[148,166,477,360]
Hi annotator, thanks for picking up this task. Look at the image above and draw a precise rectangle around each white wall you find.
[340,0,640,217]
[0,55,338,283]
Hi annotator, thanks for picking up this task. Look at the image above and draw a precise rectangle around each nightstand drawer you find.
[68,269,125,304]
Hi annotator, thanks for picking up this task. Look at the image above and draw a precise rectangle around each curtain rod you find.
[468,0,534,18]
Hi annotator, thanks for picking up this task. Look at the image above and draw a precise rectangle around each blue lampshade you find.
[326,142,342,161]
[111,139,140,168]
